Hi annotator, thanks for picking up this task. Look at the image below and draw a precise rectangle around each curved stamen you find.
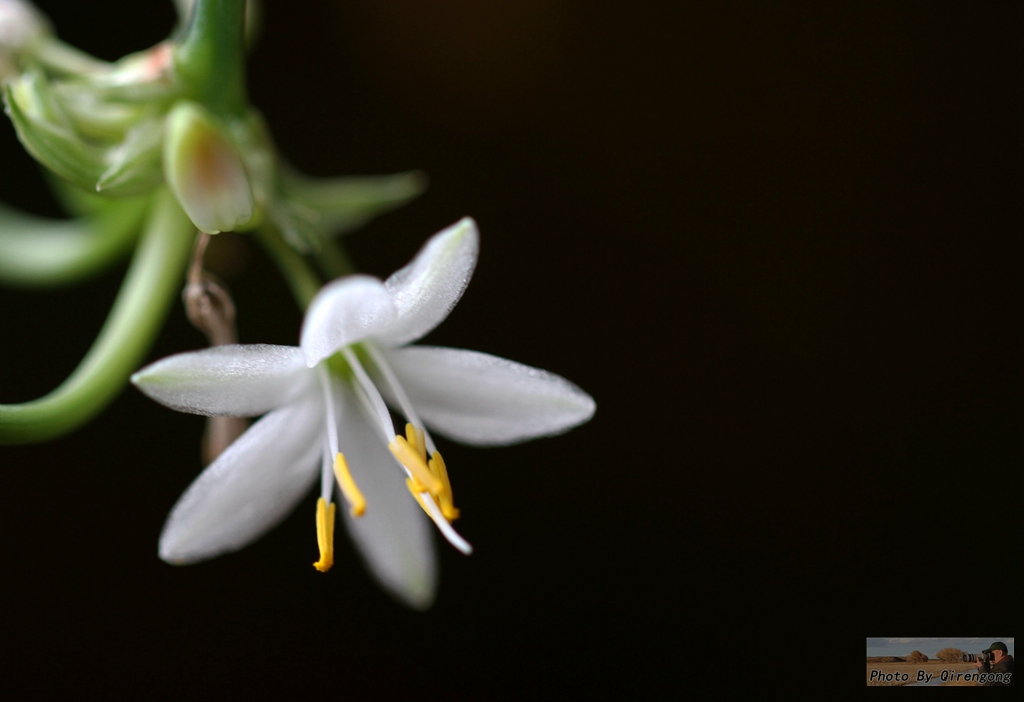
[333,453,366,517]
[390,434,442,495]
[319,366,364,517]
[318,365,340,459]
[421,493,472,555]
[312,497,336,572]
[339,346,471,554]
[428,451,460,521]
[363,340,438,454]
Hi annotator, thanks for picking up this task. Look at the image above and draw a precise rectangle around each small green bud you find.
[163,100,254,234]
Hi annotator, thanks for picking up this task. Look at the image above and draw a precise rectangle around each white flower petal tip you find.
[158,400,323,564]
[300,275,398,367]
[382,346,596,446]
[131,345,309,417]
[377,217,480,346]
[332,381,438,609]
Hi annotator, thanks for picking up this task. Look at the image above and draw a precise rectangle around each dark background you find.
[1,1,1017,697]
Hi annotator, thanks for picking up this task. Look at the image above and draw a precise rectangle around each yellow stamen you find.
[332,452,366,517]
[312,497,336,572]
[429,451,460,522]
[403,423,427,463]
[405,477,430,514]
[390,423,462,523]
[389,435,442,495]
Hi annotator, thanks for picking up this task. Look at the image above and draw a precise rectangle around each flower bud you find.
[4,74,108,190]
[163,101,254,234]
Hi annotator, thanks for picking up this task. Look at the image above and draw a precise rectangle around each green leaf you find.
[285,170,428,237]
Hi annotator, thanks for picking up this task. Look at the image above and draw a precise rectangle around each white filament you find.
[317,366,340,502]
[363,340,437,455]
[422,493,473,555]
[340,347,395,443]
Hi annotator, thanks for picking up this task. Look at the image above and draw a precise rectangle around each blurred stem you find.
[313,236,355,279]
[34,38,111,75]
[253,225,322,309]
[174,0,247,117]
[0,197,149,287]
[0,189,194,444]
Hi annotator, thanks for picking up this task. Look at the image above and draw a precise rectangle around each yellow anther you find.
[428,451,460,522]
[403,423,426,463]
[389,435,442,495]
[312,497,336,573]
[393,425,461,524]
[332,453,366,517]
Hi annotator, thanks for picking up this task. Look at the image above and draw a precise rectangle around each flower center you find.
[311,344,473,567]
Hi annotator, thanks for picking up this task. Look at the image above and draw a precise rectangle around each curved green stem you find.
[174,0,248,117]
[314,236,356,280]
[0,189,195,444]
[253,224,322,310]
[33,38,112,76]
[0,196,148,287]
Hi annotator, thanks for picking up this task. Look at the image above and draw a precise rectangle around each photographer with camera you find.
[968,642,1013,686]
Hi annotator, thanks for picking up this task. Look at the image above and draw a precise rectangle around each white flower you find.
[131,218,595,608]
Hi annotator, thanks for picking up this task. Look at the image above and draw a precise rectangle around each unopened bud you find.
[164,101,254,234]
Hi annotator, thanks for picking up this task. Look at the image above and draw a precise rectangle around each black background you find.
[1,1,1017,697]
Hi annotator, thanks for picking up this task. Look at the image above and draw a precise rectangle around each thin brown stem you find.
[183,231,248,463]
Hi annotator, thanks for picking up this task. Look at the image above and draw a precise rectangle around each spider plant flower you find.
[131,218,596,607]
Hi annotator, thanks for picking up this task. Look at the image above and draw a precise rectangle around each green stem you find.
[0,189,195,444]
[0,197,148,287]
[174,0,248,117]
[33,38,112,76]
[253,225,322,309]
[314,237,356,280]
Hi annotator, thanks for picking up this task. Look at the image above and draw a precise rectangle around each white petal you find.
[159,397,324,564]
[333,379,437,609]
[375,218,479,347]
[131,345,311,417]
[300,275,398,367]
[380,346,596,446]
